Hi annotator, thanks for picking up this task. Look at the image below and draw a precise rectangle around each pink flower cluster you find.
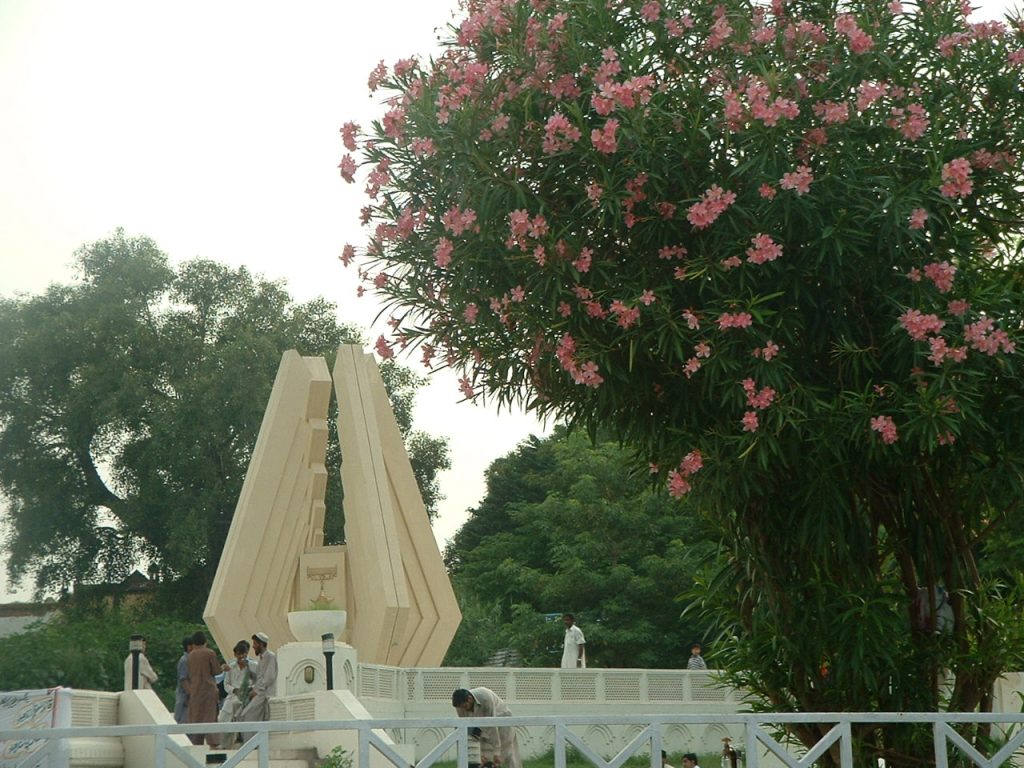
[543,112,582,154]
[741,378,776,432]
[743,378,776,408]
[752,340,780,360]
[835,14,875,53]
[723,79,800,130]
[948,299,970,316]
[718,312,754,329]
[665,13,696,37]
[340,121,360,151]
[622,172,649,228]
[923,261,956,293]
[683,341,712,378]
[898,309,945,341]
[706,13,734,50]
[435,58,491,123]
[667,450,703,498]
[592,75,656,115]
[939,157,973,198]
[965,317,1016,355]
[441,206,478,236]
[411,137,437,157]
[550,73,581,99]
[856,80,888,111]
[687,184,736,229]
[591,118,620,154]
[927,336,967,365]
[908,208,928,230]
[573,247,593,273]
[640,0,661,22]
[888,103,930,141]
[610,300,641,328]
[374,334,395,360]
[382,106,407,140]
[937,31,972,57]
[812,100,850,125]
[555,333,604,388]
[367,60,388,92]
[870,415,898,444]
[970,148,1015,169]
[364,159,390,199]
[338,155,357,183]
[434,237,454,267]
[507,209,549,251]
[746,234,783,264]
[780,165,814,195]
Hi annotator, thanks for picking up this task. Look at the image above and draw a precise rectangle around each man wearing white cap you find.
[239,631,278,733]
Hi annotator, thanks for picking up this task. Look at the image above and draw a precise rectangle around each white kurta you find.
[240,649,277,724]
[457,687,522,768]
[217,657,258,747]
[561,624,586,668]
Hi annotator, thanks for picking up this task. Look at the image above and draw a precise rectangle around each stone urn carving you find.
[286,609,347,643]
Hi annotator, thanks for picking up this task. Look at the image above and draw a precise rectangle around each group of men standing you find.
[172,630,278,748]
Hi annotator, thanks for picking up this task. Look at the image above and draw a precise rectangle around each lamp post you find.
[129,635,144,690]
[321,633,335,691]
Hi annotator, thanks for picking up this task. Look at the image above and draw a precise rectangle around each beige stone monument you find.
[204,345,460,673]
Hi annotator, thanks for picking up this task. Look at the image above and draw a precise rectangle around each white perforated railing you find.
[358,666,739,706]
[5,712,1024,768]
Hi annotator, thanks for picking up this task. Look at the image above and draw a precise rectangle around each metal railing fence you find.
[4,712,1024,768]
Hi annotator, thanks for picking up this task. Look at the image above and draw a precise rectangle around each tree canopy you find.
[0,602,204,707]
[342,0,1024,763]
[0,230,449,607]
[445,427,715,668]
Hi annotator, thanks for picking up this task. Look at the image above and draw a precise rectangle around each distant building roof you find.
[122,570,152,592]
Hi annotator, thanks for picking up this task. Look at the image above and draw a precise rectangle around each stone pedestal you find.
[277,641,359,695]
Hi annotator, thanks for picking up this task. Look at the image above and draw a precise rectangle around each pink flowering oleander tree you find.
[340,0,1024,762]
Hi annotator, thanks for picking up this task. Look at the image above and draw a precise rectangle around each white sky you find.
[0,0,1014,601]
[0,0,551,601]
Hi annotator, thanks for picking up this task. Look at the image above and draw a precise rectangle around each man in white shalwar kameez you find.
[217,640,258,748]
[452,687,522,768]
[561,614,586,668]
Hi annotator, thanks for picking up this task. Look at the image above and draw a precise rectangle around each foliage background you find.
[444,427,715,668]
[0,601,203,709]
[346,0,1024,762]
[0,230,449,612]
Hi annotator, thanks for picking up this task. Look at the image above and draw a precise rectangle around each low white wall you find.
[58,668,1024,764]
[356,666,746,758]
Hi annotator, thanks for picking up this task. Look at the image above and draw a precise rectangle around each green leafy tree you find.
[445,428,714,668]
[0,230,449,608]
[0,602,204,706]
[343,0,1024,763]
